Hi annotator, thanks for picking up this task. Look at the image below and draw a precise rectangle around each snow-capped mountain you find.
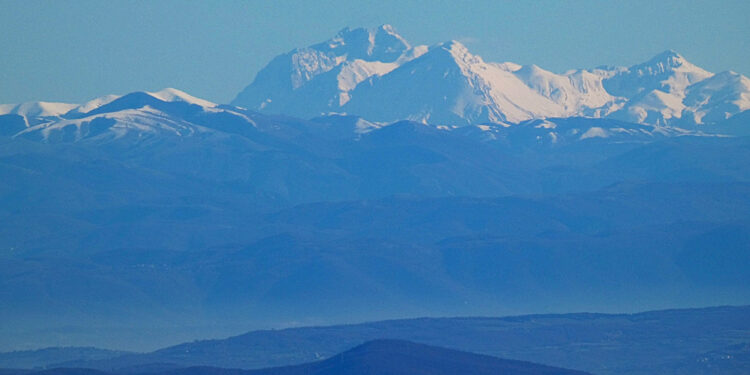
[3,88,237,143]
[8,25,745,138]
[3,24,748,146]
[509,64,617,116]
[2,86,716,147]
[681,70,750,124]
[233,24,428,119]
[603,50,714,125]
[232,25,750,127]
[343,40,567,124]
[3,46,750,349]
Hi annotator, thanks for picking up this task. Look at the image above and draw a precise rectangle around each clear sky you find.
[1,0,748,104]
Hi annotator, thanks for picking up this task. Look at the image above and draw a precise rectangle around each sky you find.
[1,0,748,104]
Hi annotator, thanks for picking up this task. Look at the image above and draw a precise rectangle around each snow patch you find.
[147,88,217,108]
[580,127,609,139]
[0,101,78,118]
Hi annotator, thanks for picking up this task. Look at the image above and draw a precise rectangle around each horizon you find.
[3,304,747,353]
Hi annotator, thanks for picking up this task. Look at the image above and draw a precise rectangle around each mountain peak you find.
[234,26,746,126]
[321,24,410,63]
[646,49,687,68]
[233,24,418,112]
[287,339,593,375]
[441,39,468,51]
[602,49,713,100]
[432,40,479,65]
[146,88,217,108]
[655,49,682,58]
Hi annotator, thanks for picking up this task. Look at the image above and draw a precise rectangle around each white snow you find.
[8,27,747,133]
[16,105,211,142]
[494,62,523,72]
[616,89,687,124]
[232,27,750,127]
[337,60,399,96]
[513,65,616,114]
[682,71,750,124]
[0,101,78,118]
[580,127,609,140]
[147,88,217,108]
[67,94,121,115]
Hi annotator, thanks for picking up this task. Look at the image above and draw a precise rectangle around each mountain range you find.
[0,340,593,375]
[1,23,749,368]
[2,25,750,136]
[232,24,750,127]
[2,306,748,375]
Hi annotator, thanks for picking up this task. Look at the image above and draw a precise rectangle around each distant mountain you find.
[0,84,733,148]
[0,348,129,371]
[1,29,750,366]
[232,25,750,128]
[232,25,426,120]
[4,86,736,207]
[238,339,592,375]
[51,306,750,375]
[0,369,109,375]
[0,340,592,375]
[1,84,750,352]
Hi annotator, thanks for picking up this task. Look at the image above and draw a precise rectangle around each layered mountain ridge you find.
[3,25,749,140]
[2,84,728,146]
[2,23,750,364]
[232,25,750,127]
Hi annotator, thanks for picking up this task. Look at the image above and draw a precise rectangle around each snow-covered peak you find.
[690,70,750,89]
[9,88,248,143]
[643,50,712,91]
[411,40,486,76]
[441,39,469,52]
[322,24,411,63]
[513,65,618,115]
[146,88,217,108]
[232,25,424,116]
[60,89,216,119]
[341,38,567,124]
[0,89,213,121]
[680,70,750,124]
[517,64,545,74]
[644,50,688,70]
[66,94,121,116]
[0,101,78,118]
[14,105,216,143]
[603,50,712,98]
[284,25,413,89]
[437,40,476,62]
[232,25,749,128]
[599,51,750,126]
[369,24,412,58]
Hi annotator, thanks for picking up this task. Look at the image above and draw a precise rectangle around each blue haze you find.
[1,0,749,104]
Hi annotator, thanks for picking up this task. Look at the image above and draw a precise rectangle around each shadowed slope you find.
[240,340,590,375]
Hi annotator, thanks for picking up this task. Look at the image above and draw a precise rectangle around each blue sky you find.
[1,0,748,104]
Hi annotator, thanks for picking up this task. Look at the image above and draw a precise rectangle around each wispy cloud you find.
[456,36,480,45]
